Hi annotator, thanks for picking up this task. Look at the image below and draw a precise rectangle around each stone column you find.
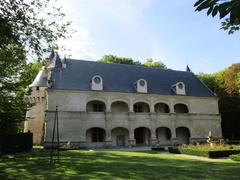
[150,104,155,113]
[79,111,87,148]
[169,100,175,113]
[105,112,112,148]
[170,114,178,146]
[128,112,136,146]
[106,98,111,113]
[150,113,157,146]
[128,129,136,147]
[129,99,134,112]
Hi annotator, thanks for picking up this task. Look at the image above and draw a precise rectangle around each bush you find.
[230,154,240,161]
[168,147,180,154]
[179,148,209,157]
[208,150,240,158]
[168,144,240,158]
[0,133,33,153]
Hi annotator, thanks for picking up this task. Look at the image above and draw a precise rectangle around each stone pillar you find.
[129,99,134,112]
[150,104,155,113]
[151,130,158,146]
[171,130,178,146]
[128,112,136,146]
[79,112,87,148]
[128,130,136,147]
[150,113,157,146]
[169,100,174,113]
[170,114,178,146]
[105,112,112,148]
[106,98,111,112]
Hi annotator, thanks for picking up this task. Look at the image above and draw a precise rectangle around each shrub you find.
[168,144,240,158]
[168,147,180,154]
[230,154,240,161]
[179,148,209,157]
[208,150,240,158]
[0,133,33,153]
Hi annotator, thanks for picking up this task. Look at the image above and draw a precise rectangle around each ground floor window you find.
[91,128,105,142]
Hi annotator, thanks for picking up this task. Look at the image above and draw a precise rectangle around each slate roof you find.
[46,59,215,97]
[29,69,48,87]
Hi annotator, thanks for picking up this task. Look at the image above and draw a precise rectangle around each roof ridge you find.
[66,58,189,73]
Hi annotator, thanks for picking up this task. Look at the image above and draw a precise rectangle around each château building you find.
[24,52,222,148]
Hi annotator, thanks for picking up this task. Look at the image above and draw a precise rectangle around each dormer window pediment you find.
[135,79,147,93]
[91,75,103,91]
[172,82,186,95]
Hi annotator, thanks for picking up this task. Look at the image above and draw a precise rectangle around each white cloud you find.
[57,26,95,60]
[56,0,153,59]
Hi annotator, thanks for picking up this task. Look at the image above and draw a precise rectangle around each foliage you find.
[222,63,240,96]
[197,63,240,139]
[1,150,240,179]
[143,58,167,69]
[197,73,218,92]
[230,153,240,161]
[98,54,141,65]
[0,0,71,134]
[194,0,240,34]
[0,0,71,58]
[169,144,240,158]
[98,55,167,68]
[0,61,44,135]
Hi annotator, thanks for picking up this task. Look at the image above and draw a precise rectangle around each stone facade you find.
[25,87,222,147]
[24,56,222,147]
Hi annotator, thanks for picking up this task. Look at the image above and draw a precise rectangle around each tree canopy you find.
[98,55,167,69]
[98,55,141,65]
[0,0,71,134]
[197,63,240,139]
[194,0,240,34]
[143,58,167,69]
[0,0,71,58]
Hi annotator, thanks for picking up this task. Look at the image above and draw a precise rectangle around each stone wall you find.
[42,89,222,147]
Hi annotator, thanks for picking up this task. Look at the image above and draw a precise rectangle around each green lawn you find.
[0,150,240,179]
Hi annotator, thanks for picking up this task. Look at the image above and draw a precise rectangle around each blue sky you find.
[57,0,240,73]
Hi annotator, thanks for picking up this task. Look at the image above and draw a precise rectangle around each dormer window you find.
[91,75,103,91]
[94,76,101,84]
[172,82,186,95]
[178,83,183,89]
[139,79,145,86]
[135,79,147,93]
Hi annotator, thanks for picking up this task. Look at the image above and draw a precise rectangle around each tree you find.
[197,73,218,91]
[194,0,240,34]
[98,55,167,69]
[98,54,141,65]
[0,61,44,134]
[222,63,240,96]
[197,63,240,139]
[144,58,167,69]
[0,0,71,134]
[0,0,71,58]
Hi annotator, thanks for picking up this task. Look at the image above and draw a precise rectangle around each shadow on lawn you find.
[0,150,240,179]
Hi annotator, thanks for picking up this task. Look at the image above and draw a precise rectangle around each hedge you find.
[230,154,240,161]
[0,133,33,153]
[168,146,240,158]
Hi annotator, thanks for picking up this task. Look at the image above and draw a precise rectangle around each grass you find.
[230,154,240,161]
[0,150,240,179]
